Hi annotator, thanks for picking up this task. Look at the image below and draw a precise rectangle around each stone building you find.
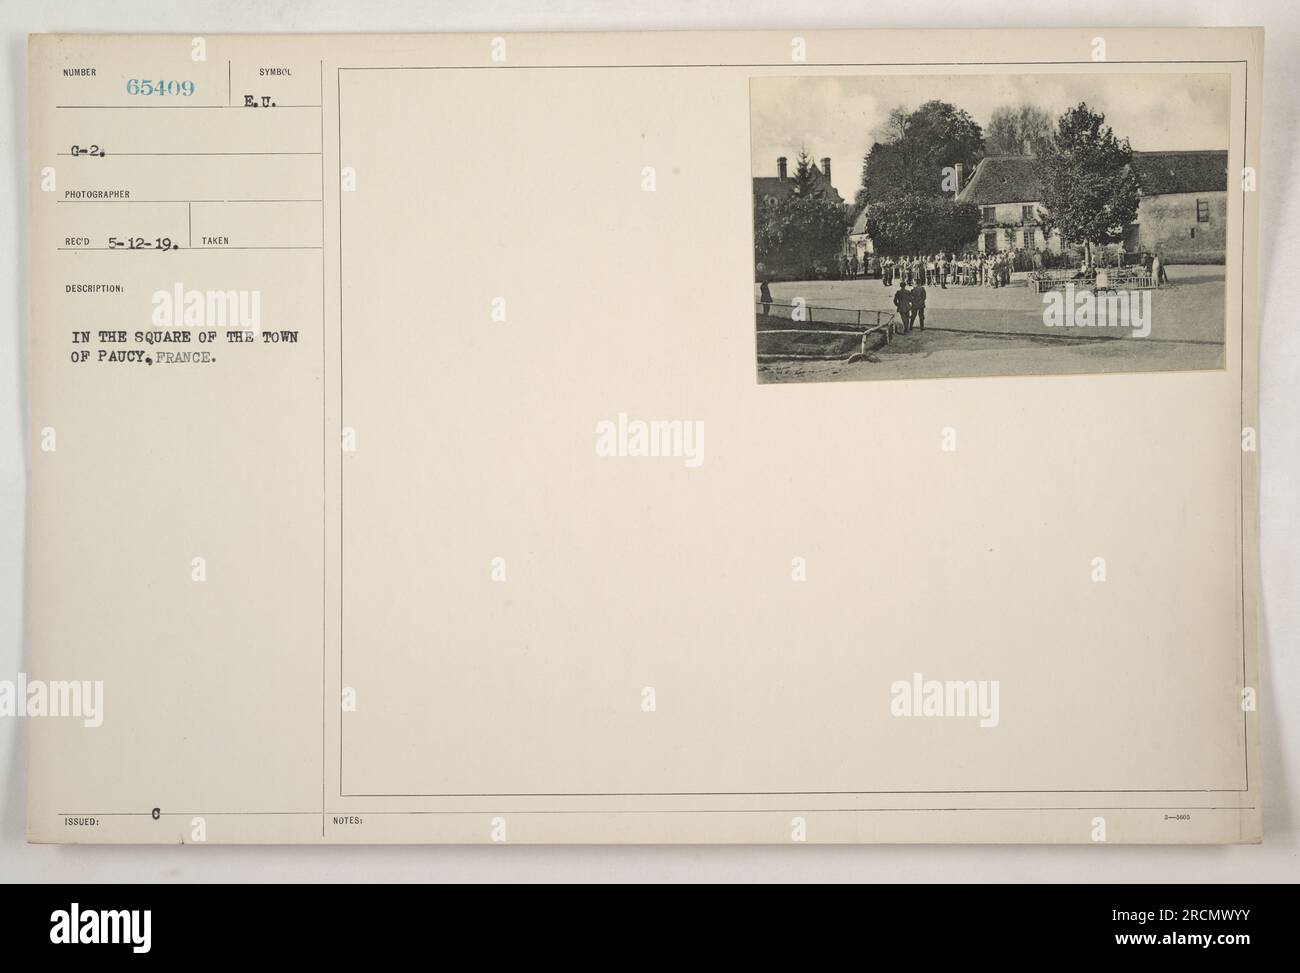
[1125,150,1228,262]
[955,156,1062,254]
[954,150,1228,261]
[847,205,873,265]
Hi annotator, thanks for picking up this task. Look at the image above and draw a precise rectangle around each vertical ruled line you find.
[321,58,327,839]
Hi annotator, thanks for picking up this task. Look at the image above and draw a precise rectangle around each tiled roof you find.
[752,165,843,204]
[956,150,1228,206]
[752,176,792,201]
[1130,150,1228,195]
[955,156,1043,206]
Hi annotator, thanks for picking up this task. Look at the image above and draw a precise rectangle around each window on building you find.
[1023,228,1035,249]
[1197,199,1210,222]
[1021,204,1035,223]
[981,206,996,224]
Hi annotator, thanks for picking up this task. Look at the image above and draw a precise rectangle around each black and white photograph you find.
[751,73,1232,382]
[0,0,1295,945]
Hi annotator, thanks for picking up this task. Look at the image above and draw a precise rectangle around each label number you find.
[126,79,195,97]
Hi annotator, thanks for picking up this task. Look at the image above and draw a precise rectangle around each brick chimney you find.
[777,156,788,180]
[821,157,832,180]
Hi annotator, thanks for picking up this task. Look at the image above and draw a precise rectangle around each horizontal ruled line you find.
[344,786,1252,797]
[58,811,320,817]
[58,151,322,157]
[57,198,323,203]
[58,245,323,251]
[336,59,1245,70]
[55,104,322,109]
[57,806,1259,818]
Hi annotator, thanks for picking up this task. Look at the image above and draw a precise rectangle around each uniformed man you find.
[910,279,927,331]
[893,281,913,334]
[1153,252,1168,287]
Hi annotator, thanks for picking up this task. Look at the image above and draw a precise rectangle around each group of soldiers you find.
[846,251,1022,289]
[764,246,1175,340]
[873,251,1024,335]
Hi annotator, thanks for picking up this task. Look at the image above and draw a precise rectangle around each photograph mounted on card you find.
[25,29,1261,844]
[750,72,1231,383]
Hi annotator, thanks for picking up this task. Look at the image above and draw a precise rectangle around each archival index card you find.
[26,28,1263,843]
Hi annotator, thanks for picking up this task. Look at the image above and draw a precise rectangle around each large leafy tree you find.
[865,193,981,256]
[1037,103,1139,260]
[856,101,985,207]
[754,153,848,279]
[985,104,1055,157]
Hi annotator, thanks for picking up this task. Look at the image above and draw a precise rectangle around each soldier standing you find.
[893,281,913,334]
[910,279,927,331]
[1153,252,1168,287]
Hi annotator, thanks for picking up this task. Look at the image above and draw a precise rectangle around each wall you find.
[1136,191,1227,262]
[975,201,1061,253]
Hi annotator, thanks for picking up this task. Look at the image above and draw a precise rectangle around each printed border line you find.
[335,58,1251,801]
[58,805,1256,819]
[1240,62,1250,793]
[337,60,1246,71]
[321,58,328,839]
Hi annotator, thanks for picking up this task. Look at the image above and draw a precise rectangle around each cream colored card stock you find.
[26,29,1262,843]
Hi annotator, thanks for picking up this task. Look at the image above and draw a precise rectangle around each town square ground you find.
[757,265,1226,384]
